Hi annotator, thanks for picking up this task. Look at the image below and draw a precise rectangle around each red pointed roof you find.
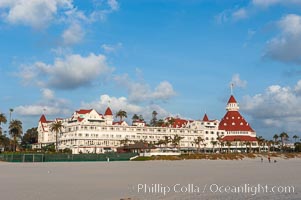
[219,110,254,132]
[221,135,257,142]
[104,107,113,116]
[228,95,237,103]
[202,113,209,121]
[39,115,47,123]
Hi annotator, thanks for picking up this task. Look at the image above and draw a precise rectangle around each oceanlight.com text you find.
[136,183,295,196]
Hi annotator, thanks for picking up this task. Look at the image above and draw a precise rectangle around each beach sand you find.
[0,158,300,200]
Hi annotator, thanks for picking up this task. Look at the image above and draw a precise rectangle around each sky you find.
[1,0,301,140]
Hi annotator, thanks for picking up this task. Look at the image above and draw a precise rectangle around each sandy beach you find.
[0,158,300,200]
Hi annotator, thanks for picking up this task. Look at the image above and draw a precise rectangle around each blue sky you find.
[1,0,301,140]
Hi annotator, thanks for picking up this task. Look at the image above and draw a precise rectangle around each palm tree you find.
[256,136,264,153]
[245,141,251,153]
[132,114,139,121]
[171,134,184,149]
[9,108,13,122]
[217,136,223,153]
[156,139,165,147]
[293,135,299,144]
[50,121,63,152]
[163,136,171,147]
[0,134,10,151]
[193,136,204,153]
[226,141,231,153]
[279,132,289,151]
[150,111,158,126]
[0,113,7,135]
[273,134,279,152]
[211,141,217,153]
[9,119,23,152]
[120,138,131,146]
[116,110,127,122]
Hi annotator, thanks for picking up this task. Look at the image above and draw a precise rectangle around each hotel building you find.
[37,95,258,154]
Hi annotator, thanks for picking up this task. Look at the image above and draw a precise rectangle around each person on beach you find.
[268,156,271,163]
[261,157,263,162]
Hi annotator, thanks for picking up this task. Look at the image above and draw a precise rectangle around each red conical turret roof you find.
[228,95,237,103]
[104,107,113,116]
[39,114,47,123]
[202,113,209,121]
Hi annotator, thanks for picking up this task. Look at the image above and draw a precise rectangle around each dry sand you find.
[0,158,300,200]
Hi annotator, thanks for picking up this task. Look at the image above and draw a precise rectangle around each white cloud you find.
[62,23,85,45]
[241,81,301,134]
[15,88,70,116]
[231,74,247,88]
[81,94,170,122]
[107,0,119,11]
[0,0,73,29]
[19,53,114,89]
[41,88,55,100]
[114,74,176,103]
[153,81,177,100]
[232,8,248,20]
[101,43,122,53]
[252,0,301,7]
[264,14,301,64]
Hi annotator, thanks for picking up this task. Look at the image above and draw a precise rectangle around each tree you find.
[50,121,63,152]
[156,139,165,147]
[116,110,127,122]
[21,127,38,150]
[273,134,279,152]
[211,141,217,153]
[279,132,289,151]
[293,135,299,144]
[245,141,251,153]
[226,141,231,153]
[150,111,158,126]
[9,119,23,152]
[120,138,131,146]
[0,113,7,135]
[132,114,139,121]
[9,108,13,122]
[256,136,264,153]
[217,136,223,153]
[0,134,10,152]
[194,136,204,153]
[156,119,165,127]
[163,136,171,147]
[171,134,184,149]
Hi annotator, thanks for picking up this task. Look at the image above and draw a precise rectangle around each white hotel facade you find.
[37,95,258,154]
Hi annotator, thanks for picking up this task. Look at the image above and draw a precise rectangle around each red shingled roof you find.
[76,109,92,114]
[228,95,237,103]
[39,115,47,123]
[104,107,113,116]
[221,135,257,142]
[202,114,209,121]
[219,110,254,132]
[113,121,124,125]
